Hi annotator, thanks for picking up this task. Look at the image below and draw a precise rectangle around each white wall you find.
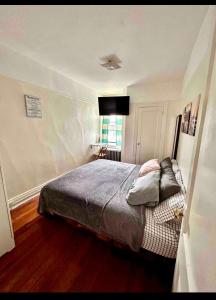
[176,7,216,189]
[123,77,184,163]
[165,99,189,159]
[123,7,215,191]
[188,44,216,290]
[0,45,99,202]
[0,44,98,103]
[183,6,216,291]
[127,77,183,104]
[173,5,216,292]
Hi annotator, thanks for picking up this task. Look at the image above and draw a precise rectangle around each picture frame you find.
[25,95,42,118]
[181,102,192,134]
[188,95,200,136]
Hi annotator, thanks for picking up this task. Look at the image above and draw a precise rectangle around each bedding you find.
[126,170,160,207]
[142,206,181,258]
[171,159,179,174]
[159,160,181,202]
[160,157,172,169]
[138,159,160,177]
[142,161,185,258]
[38,159,145,252]
[153,190,185,224]
[38,158,185,258]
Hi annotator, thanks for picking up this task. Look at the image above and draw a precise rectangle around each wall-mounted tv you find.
[98,96,130,115]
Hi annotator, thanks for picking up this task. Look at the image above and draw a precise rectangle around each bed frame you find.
[46,211,175,263]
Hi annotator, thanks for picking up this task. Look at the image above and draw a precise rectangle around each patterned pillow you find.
[139,159,160,177]
[153,191,185,224]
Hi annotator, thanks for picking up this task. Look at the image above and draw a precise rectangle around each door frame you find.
[0,155,15,257]
[133,102,168,164]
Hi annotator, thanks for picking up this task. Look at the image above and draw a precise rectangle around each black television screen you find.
[98,96,130,115]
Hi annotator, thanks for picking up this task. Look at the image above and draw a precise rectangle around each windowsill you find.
[90,143,121,152]
[107,145,121,151]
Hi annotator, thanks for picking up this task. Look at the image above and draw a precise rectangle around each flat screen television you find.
[98,96,130,115]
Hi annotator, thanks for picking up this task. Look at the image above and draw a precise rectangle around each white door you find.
[0,163,15,257]
[135,106,165,164]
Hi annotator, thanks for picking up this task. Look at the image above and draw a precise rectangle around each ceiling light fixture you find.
[100,54,122,71]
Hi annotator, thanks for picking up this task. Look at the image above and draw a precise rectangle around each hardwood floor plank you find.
[0,196,175,292]
[11,196,40,233]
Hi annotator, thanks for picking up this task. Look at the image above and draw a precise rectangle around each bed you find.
[38,158,185,259]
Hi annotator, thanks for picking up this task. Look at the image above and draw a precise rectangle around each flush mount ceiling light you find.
[100,54,122,71]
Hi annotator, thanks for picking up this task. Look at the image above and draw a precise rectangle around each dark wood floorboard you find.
[0,196,175,292]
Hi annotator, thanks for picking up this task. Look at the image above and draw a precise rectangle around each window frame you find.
[100,115,122,148]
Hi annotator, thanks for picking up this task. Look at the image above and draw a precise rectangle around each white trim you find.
[0,155,14,239]
[183,233,197,292]
[173,231,197,292]
[120,115,126,161]
[9,169,74,210]
[0,155,15,256]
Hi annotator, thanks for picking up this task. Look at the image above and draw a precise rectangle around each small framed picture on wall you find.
[25,95,42,118]
[188,95,200,136]
[181,102,192,134]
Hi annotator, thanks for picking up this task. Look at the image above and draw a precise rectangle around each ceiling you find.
[0,5,208,93]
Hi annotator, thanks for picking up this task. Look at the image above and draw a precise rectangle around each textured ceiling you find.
[0,5,208,93]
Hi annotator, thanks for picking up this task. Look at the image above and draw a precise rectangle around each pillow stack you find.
[126,157,181,208]
[153,158,185,224]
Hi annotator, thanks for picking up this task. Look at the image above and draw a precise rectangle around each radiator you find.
[107,149,121,162]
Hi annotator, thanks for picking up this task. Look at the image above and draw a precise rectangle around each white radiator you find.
[107,149,121,162]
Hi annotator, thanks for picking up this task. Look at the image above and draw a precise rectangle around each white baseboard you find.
[8,183,44,210]
[8,169,73,210]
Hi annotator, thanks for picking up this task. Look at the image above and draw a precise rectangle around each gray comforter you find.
[38,159,145,251]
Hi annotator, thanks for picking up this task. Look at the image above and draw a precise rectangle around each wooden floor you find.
[0,196,175,292]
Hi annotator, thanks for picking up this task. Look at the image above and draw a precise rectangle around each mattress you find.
[38,159,145,252]
[39,158,185,258]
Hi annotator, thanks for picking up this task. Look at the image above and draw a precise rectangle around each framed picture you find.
[181,102,192,134]
[188,95,200,136]
[25,95,42,118]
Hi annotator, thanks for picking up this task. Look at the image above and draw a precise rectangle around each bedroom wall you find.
[0,46,99,202]
[164,98,190,160]
[176,6,216,189]
[122,76,184,163]
[123,4,214,191]
[185,29,216,291]
[173,6,216,291]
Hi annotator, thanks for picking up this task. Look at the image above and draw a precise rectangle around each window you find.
[100,115,123,148]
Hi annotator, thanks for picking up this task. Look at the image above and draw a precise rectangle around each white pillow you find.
[126,170,160,207]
